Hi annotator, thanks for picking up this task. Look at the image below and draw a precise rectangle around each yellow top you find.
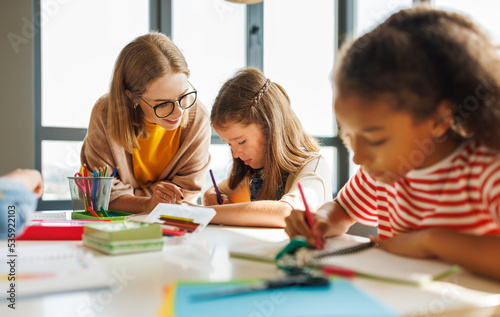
[219,178,251,203]
[132,121,181,187]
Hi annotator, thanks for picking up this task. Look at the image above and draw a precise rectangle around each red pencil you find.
[322,265,355,279]
[297,182,323,250]
[87,206,99,218]
[83,164,93,210]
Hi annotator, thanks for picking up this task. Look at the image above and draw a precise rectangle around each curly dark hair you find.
[334,4,500,149]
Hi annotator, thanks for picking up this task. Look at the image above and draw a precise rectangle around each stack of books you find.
[82,221,163,255]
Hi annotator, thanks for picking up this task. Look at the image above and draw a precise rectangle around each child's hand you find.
[284,208,330,248]
[202,188,231,206]
[370,230,435,259]
[285,201,351,248]
[4,169,44,198]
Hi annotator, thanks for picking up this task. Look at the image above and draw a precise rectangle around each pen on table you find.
[209,169,223,205]
[297,182,323,250]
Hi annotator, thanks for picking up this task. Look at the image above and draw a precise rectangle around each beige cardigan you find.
[80,97,211,203]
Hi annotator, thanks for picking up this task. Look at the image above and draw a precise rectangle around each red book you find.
[17,220,106,241]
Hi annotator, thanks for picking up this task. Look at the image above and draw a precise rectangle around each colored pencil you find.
[297,182,323,250]
[209,169,223,205]
[110,167,118,177]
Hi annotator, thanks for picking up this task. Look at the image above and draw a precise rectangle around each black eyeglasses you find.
[139,81,197,118]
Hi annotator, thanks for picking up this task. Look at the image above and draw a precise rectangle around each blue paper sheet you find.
[174,278,398,317]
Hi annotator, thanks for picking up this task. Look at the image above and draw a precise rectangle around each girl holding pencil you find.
[81,33,210,213]
[202,67,333,227]
[285,5,500,280]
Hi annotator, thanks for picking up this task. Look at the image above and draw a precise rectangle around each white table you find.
[1,224,499,317]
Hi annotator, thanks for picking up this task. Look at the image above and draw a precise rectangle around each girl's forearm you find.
[210,201,292,228]
[319,200,355,237]
[424,229,500,280]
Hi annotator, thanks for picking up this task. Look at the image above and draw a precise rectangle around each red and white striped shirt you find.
[338,140,500,239]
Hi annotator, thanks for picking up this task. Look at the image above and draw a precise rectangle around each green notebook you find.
[82,235,164,255]
[83,221,162,242]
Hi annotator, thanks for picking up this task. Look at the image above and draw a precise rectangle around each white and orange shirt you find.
[337,140,500,239]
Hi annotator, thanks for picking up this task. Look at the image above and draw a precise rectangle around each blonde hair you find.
[107,32,190,153]
[211,67,320,200]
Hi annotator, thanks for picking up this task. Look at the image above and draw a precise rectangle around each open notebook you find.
[230,235,459,285]
[0,244,110,297]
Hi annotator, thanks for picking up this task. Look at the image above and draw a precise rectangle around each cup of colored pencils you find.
[67,165,118,216]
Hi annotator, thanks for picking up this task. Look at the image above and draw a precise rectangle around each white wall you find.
[0,1,35,174]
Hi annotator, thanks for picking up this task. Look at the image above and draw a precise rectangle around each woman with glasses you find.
[81,32,210,213]
[202,67,332,227]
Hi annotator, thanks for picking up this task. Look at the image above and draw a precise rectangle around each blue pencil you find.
[92,169,98,209]
[110,167,118,177]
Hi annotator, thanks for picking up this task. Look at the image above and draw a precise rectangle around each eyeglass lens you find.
[155,91,197,118]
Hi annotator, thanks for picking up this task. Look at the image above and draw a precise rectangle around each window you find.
[263,0,337,191]
[41,0,149,128]
[355,0,413,36]
[172,0,246,110]
[435,0,500,45]
[36,0,149,209]
[348,0,413,179]
[172,0,247,193]
[36,0,434,210]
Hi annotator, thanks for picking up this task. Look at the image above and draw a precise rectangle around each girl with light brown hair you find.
[203,67,332,227]
[81,32,210,213]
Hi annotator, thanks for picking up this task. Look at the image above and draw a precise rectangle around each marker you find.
[209,169,223,205]
[297,182,322,250]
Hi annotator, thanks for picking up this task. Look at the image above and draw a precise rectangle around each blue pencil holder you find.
[68,176,113,213]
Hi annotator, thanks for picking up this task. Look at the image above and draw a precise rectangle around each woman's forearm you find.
[108,195,151,213]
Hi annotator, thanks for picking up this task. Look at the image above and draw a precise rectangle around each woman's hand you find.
[147,181,184,210]
[4,169,44,199]
[202,187,231,206]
